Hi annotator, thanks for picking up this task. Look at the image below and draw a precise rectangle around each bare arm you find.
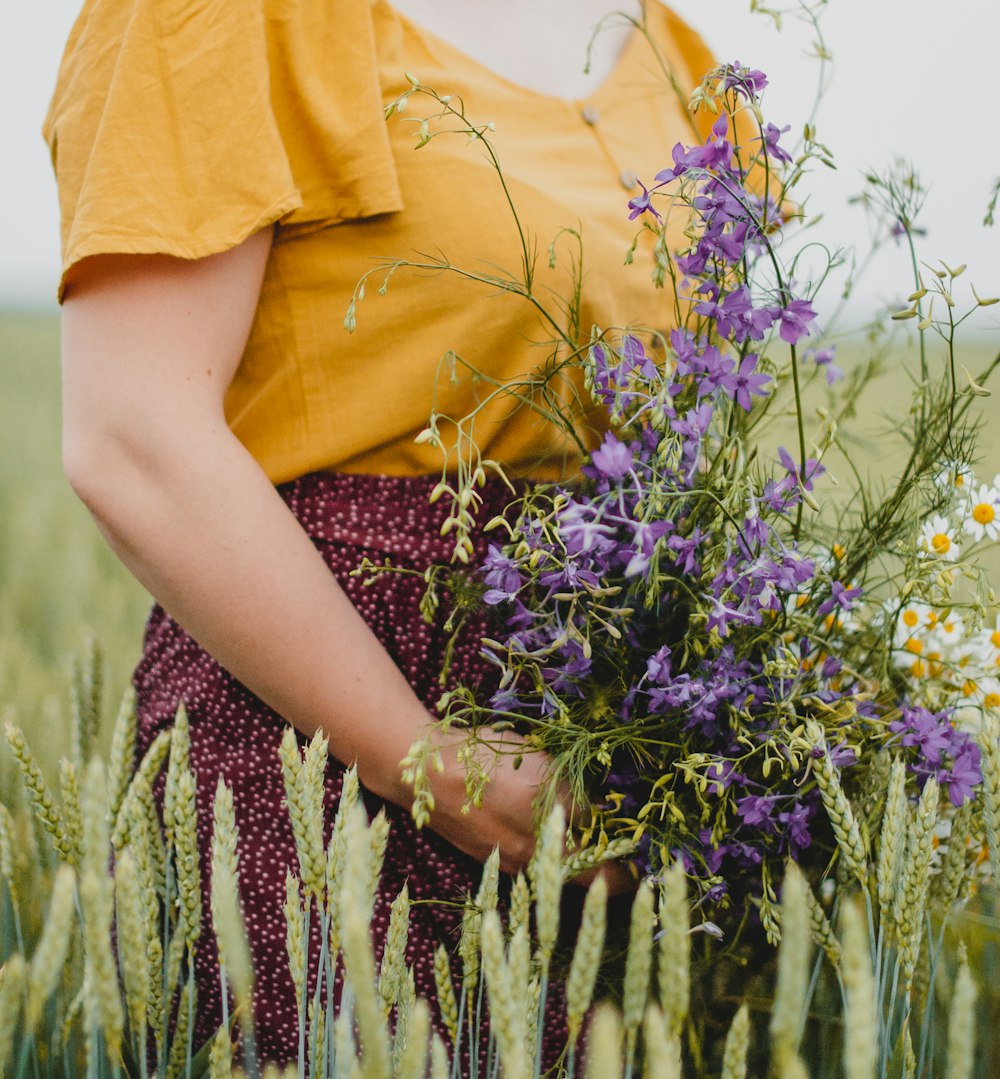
[60,230,546,872]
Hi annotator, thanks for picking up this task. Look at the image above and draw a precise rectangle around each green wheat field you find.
[2,309,1000,1078]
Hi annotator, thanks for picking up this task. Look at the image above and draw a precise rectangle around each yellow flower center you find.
[985,693,1000,709]
[910,659,927,677]
[990,629,1000,648]
[902,610,919,628]
[904,637,923,655]
[832,543,846,561]
[962,679,978,697]
[931,532,951,554]
[973,501,995,525]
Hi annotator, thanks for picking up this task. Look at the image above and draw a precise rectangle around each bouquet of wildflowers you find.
[384,55,1000,926]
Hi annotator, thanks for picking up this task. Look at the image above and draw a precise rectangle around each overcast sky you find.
[3,1,998,335]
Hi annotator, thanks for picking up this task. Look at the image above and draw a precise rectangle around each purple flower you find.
[722,61,769,100]
[816,581,863,617]
[775,297,818,345]
[724,353,771,411]
[482,544,522,605]
[627,179,661,221]
[941,741,982,805]
[756,122,793,165]
[806,347,844,385]
[589,433,633,480]
[737,794,777,829]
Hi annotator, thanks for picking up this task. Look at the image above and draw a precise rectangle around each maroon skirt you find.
[131,470,567,1070]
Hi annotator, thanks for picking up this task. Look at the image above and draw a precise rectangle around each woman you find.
[45,0,716,1064]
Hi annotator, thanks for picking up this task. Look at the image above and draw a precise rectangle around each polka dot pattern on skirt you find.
[130,470,569,1071]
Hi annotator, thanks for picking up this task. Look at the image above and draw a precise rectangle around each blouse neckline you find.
[377,0,645,110]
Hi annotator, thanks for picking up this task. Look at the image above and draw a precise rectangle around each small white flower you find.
[918,514,960,561]
[933,460,975,499]
[961,482,1000,542]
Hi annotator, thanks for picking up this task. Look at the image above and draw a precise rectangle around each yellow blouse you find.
[44,0,719,483]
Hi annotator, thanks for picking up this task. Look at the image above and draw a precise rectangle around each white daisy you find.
[962,482,1000,542]
[933,460,975,503]
[918,514,961,561]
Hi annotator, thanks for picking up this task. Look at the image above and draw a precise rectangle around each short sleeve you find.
[43,0,404,300]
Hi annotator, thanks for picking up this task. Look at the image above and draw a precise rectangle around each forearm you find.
[75,420,425,807]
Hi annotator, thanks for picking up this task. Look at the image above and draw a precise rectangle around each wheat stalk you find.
[25,863,76,1032]
[0,803,18,907]
[209,1024,234,1079]
[585,1003,623,1079]
[57,758,83,868]
[173,767,203,949]
[623,877,654,1065]
[163,704,191,847]
[978,712,1000,888]
[379,883,411,1014]
[530,803,565,972]
[895,777,940,984]
[432,944,459,1046]
[111,728,171,852]
[114,851,151,1041]
[0,955,27,1072]
[840,898,876,1079]
[945,946,976,1079]
[283,869,306,1014]
[279,726,327,902]
[720,1002,750,1079]
[396,996,431,1079]
[480,910,529,1079]
[807,719,868,881]
[657,859,689,1036]
[81,866,124,1058]
[769,862,811,1070]
[4,719,73,862]
[566,874,608,1045]
[106,686,137,826]
[642,1003,681,1079]
[876,757,908,937]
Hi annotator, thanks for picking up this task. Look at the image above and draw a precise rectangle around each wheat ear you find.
[58,758,83,868]
[931,800,974,913]
[977,712,1000,888]
[209,1024,234,1079]
[279,726,326,902]
[840,898,876,1079]
[212,862,254,1016]
[895,777,940,985]
[173,767,203,949]
[114,851,151,1041]
[283,870,306,1014]
[0,955,27,1072]
[585,1002,623,1079]
[530,803,565,972]
[945,946,976,1079]
[25,863,76,1032]
[807,720,868,881]
[4,720,72,862]
[876,757,908,937]
[165,978,195,1079]
[480,910,529,1079]
[432,944,459,1046]
[163,704,191,847]
[720,1002,750,1079]
[657,859,690,1036]
[562,836,636,876]
[509,871,530,935]
[0,803,18,907]
[642,1002,681,1079]
[396,996,431,1079]
[623,877,654,1064]
[769,861,811,1070]
[106,686,137,825]
[803,879,842,969]
[378,883,411,1014]
[566,874,608,1044]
